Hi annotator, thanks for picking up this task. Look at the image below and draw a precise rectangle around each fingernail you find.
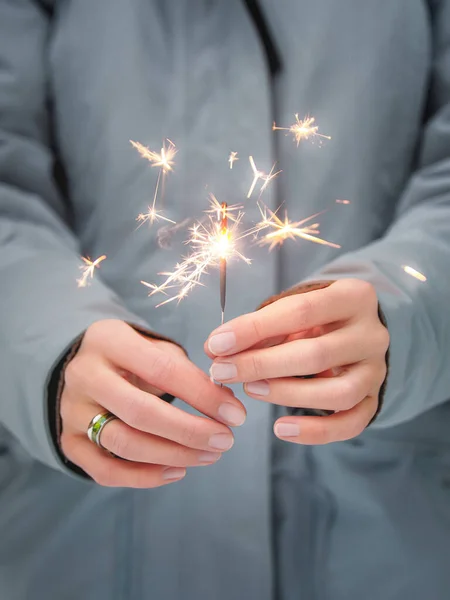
[218,402,246,426]
[245,380,270,396]
[210,362,237,381]
[198,451,222,464]
[163,467,187,480]
[208,331,236,355]
[208,433,234,451]
[274,423,300,438]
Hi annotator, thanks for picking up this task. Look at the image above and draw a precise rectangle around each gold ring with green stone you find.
[87,411,118,450]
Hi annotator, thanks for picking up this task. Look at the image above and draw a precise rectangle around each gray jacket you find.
[1,1,450,599]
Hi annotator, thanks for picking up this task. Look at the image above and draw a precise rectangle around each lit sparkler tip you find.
[402,265,427,282]
[144,196,250,306]
[207,194,243,223]
[77,254,107,288]
[228,151,239,169]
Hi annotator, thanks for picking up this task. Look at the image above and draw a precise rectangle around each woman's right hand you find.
[60,319,246,488]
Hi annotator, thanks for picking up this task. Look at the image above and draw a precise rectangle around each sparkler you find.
[247,156,282,199]
[77,255,106,288]
[219,202,228,324]
[402,265,427,282]
[130,138,177,225]
[228,151,239,169]
[135,114,344,315]
[142,195,250,308]
[273,114,331,146]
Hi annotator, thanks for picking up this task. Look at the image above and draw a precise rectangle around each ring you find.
[87,411,118,450]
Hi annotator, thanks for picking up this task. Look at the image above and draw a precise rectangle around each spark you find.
[77,255,106,288]
[229,151,239,169]
[206,194,243,223]
[130,138,177,226]
[273,114,331,146]
[247,156,282,199]
[336,199,351,205]
[130,139,177,173]
[402,265,427,282]
[142,197,250,307]
[252,205,340,251]
[136,207,176,227]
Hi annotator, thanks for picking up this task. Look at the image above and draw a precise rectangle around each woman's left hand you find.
[205,279,389,445]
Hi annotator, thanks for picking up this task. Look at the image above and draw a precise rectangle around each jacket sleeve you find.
[308,1,450,429]
[0,2,148,471]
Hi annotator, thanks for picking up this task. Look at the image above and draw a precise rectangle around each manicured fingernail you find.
[218,402,246,426]
[163,467,186,480]
[208,331,236,355]
[210,362,237,381]
[245,380,270,396]
[198,451,222,464]
[274,423,300,438]
[208,433,234,451]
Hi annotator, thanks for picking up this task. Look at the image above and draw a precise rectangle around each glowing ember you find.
[77,255,107,288]
[273,114,331,146]
[402,265,427,282]
[336,199,351,204]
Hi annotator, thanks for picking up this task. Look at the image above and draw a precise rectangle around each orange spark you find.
[336,199,351,204]
[130,138,177,173]
[136,208,176,227]
[130,138,177,225]
[273,114,331,146]
[402,265,427,282]
[228,151,239,169]
[77,255,107,288]
[247,156,282,199]
[142,196,250,306]
[252,205,340,251]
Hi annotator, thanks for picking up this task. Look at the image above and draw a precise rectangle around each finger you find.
[205,280,363,357]
[62,399,222,467]
[244,363,383,411]
[64,363,236,452]
[273,394,378,445]
[61,434,187,488]
[89,324,247,426]
[210,325,374,383]
[227,326,326,356]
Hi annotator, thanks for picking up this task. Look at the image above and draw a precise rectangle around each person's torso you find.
[3,2,449,599]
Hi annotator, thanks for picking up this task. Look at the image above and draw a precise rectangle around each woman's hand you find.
[205,280,389,445]
[61,320,246,488]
